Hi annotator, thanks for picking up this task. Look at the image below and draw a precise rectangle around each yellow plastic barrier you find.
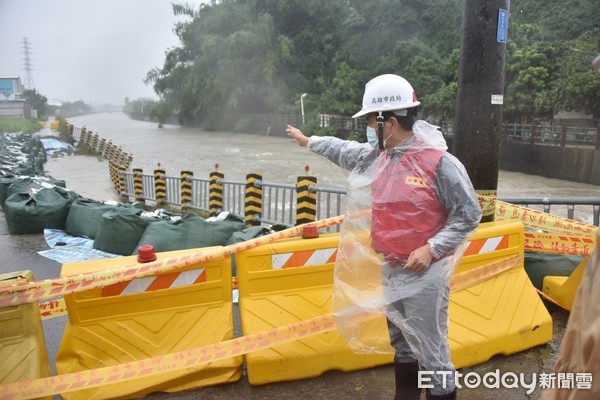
[236,232,393,385]
[0,271,51,400]
[542,257,588,311]
[49,120,60,130]
[449,220,553,368]
[55,247,241,400]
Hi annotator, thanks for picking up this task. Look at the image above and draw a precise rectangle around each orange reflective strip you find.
[101,269,207,297]
[464,239,486,256]
[282,250,315,269]
[101,281,130,297]
[146,272,179,292]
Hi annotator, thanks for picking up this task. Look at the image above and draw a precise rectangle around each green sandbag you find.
[524,251,583,290]
[225,225,270,245]
[134,213,246,254]
[1,175,67,210]
[4,187,77,234]
[65,198,117,239]
[225,225,271,276]
[0,175,18,208]
[93,206,169,256]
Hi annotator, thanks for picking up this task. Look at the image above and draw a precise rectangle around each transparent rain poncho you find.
[308,120,481,360]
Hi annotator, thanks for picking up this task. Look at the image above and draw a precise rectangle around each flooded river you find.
[43,112,600,224]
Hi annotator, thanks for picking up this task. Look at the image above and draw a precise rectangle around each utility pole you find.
[453,0,509,222]
[21,37,35,90]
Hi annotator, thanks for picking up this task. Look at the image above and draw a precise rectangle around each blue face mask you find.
[366,126,378,148]
[366,126,392,148]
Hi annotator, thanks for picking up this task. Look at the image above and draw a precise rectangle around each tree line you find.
[142,0,599,131]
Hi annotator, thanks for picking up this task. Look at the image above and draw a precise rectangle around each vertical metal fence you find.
[119,171,599,227]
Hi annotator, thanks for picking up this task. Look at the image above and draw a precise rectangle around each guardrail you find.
[116,167,346,230]
[116,167,599,228]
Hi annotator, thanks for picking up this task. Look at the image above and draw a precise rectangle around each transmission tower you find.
[21,37,35,90]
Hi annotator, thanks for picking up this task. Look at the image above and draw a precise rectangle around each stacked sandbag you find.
[65,198,118,239]
[4,186,78,234]
[1,175,67,210]
[134,212,246,254]
[0,132,47,176]
[93,206,173,256]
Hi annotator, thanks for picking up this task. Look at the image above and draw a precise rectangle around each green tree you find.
[22,89,48,118]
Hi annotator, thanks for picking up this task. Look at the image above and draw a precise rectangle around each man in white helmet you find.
[286,74,481,400]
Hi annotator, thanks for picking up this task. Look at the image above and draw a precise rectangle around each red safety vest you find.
[371,144,447,261]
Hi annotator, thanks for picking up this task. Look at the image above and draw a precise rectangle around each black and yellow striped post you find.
[133,168,145,205]
[154,165,167,207]
[209,165,224,217]
[115,146,123,164]
[85,129,92,146]
[106,141,115,160]
[99,137,106,156]
[244,173,263,226]
[180,170,193,213]
[69,124,74,137]
[296,175,317,225]
[92,133,99,152]
[78,127,87,147]
[118,163,128,201]
[124,154,133,169]
[108,161,117,188]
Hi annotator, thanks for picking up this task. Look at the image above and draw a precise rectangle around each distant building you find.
[0,76,31,118]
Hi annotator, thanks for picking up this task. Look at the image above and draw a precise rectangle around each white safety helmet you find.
[352,74,421,118]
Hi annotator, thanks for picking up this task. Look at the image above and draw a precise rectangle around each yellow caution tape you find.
[476,191,497,217]
[449,254,521,292]
[523,231,596,257]
[0,314,337,400]
[0,216,345,308]
[39,298,67,320]
[535,288,565,309]
[496,200,598,237]
[1,253,524,399]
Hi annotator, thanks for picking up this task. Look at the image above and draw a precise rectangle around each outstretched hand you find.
[286,124,309,147]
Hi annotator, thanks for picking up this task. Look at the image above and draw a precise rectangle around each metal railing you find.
[121,171,599,227]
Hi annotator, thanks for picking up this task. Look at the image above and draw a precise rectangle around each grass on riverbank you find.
[0,117,41,134]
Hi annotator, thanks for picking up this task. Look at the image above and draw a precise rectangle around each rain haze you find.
[0,0,206,106]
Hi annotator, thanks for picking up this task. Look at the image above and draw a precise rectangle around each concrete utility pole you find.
[453,0,509,222]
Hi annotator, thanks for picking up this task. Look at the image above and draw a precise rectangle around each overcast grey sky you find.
[0,0,206,105]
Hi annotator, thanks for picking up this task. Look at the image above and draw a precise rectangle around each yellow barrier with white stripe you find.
[450,220,553,367]
[55,247,241,400]
[236,232,393,385]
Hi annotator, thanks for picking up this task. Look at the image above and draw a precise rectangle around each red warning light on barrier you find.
[305,165,310,173]
[302,225,319,239]
[137,245,157,263]
[215,163,219,169]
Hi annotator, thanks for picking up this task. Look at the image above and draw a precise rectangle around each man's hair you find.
[382,107,418,131]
